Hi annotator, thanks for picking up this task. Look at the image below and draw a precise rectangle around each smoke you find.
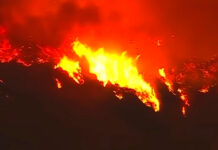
[0,0,100,47]
[0,0,217,78]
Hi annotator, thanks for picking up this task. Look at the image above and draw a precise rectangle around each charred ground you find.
[0,63,217,150]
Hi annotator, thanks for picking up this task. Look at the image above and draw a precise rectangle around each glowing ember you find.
[178,89,190,106]
[17,59,32,67]
[159,68,190,115]
[157,40,161,47]
[182,106,186,116]
[55,56,83,84]
[159,56,217,116]
[55,78,62,89]
[199,86,209,93]
[72,40,160,111]
[113,91,123,100]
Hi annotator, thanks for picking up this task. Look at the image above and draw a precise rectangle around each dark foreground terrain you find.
[0,63,218,150]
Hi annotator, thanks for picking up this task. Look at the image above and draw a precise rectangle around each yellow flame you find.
[72,40,160,111]
[159,68,166,78]
[55,56,83,84]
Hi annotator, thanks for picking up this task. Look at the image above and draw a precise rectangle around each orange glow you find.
[17,59,32,67]
[157,40,161,47]
[55,78,62,89]
[0,39,19,63]
[55,56,83,84]
[72,40,160,111]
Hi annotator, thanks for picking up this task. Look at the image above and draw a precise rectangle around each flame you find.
[177,88,190,106]
[159,68,190,115]
[159,56,217,116]
[0,24,216,116]
[55,78,62,89]
[159,68,174,93]
[72,40,160,111]
[55,56,83,84]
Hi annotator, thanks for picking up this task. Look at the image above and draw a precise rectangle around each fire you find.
[55,56,83,84]
[159,56,217,115]
[177,88,190,106]
[55,78,62,89]
[159,68,174,92]
[158,68,166,78]
[72,40,160,111]
[159,68,191,115]
[0,24,216,116]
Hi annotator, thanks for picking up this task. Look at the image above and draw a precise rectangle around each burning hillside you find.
[0,0,218,149]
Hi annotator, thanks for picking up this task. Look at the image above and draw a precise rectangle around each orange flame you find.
[159,68,190,115]
[178,88,190,106]
[55,56,83,84]
[72,40,160,111]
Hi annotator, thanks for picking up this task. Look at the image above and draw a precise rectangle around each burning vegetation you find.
[0,0,218,149]
[159,57,218,115]
[0,24,217,115]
